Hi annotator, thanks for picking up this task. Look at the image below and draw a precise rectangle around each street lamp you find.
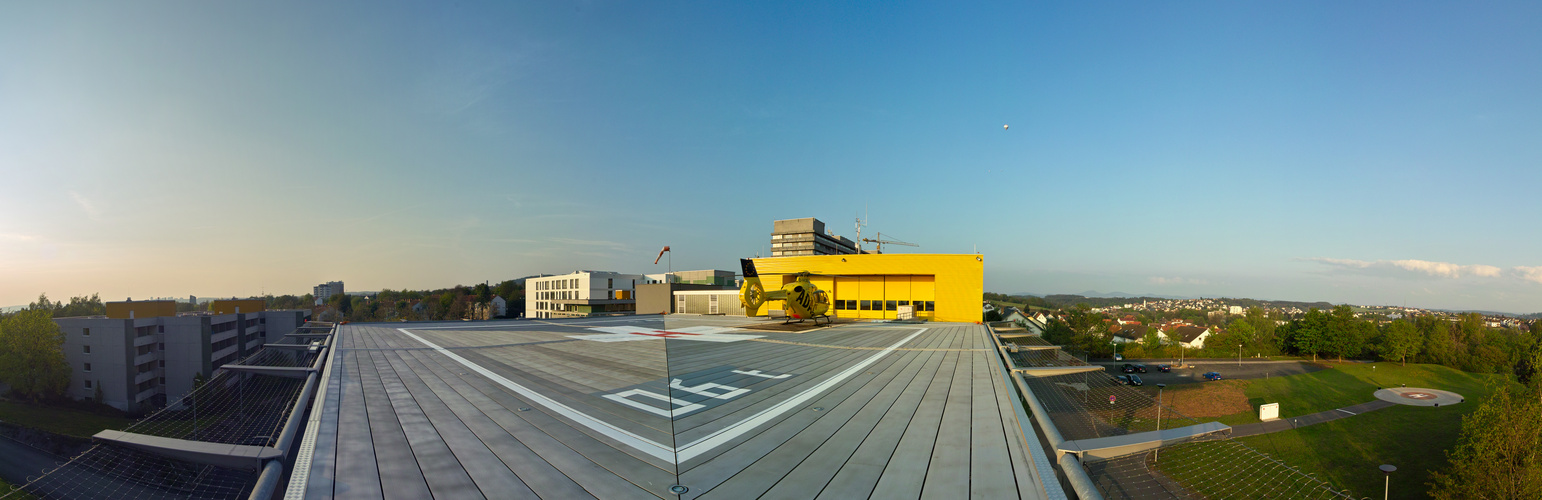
[1154,383,1166,462]
[1112,341,1119,361]
[1238,344,1243,368]
[1379,464,1396,500]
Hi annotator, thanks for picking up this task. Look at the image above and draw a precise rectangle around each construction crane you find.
[861,232,917,254]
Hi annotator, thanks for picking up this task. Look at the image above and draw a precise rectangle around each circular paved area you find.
[1374,387,1464,407]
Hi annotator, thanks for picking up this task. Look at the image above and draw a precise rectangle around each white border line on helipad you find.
[395,325,927,465]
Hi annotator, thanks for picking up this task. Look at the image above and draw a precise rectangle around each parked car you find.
[1127,374,1144,386]
[1114,353,1124,361]
[1203,371,1222,381]
[1116,375,1133,385]
[1132,364,1148,373]
[1121,364,1136,373]
[1156,364,1172,373]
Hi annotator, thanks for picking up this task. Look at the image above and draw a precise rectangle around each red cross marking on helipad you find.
[630,330,701,338]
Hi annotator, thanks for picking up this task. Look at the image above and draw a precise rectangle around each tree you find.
[1228,317,1257,345]
[0,310,71,400]
[1429,384,1542,498]
[1379,319,1421,366]
[1420,315,1460,367]
[331,293,353,318]
[55,294,105,318]
[437,293,455,319]
[1284,308,1329,362]
[494,281,518,302]
[1519,344,1542,392]
[474,283,493,308]
[27,293,58,314]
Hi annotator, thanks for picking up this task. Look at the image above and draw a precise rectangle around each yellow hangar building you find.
[749,253,984,323]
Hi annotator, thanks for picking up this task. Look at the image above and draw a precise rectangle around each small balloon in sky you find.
[1003,124,1009,130]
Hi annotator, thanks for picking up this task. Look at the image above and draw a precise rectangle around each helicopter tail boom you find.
[740,259,765,316]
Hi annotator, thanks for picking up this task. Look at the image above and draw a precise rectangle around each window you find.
[834,301,845,310]
[898,301,910,307]
[859,300,871,311]
[608,278,613,288]
[886,301,897,311]
[158,325,164,333]
[83,345,91,354]
[84,380,92,389]
[84,363,91,373]
[925,301,936,311]
[158,343,164,351]
[83,328,90,337]
[159,360,165,368]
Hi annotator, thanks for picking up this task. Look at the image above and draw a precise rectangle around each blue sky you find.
[2,2,1540,313]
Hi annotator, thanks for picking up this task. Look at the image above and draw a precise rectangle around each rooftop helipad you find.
[296,315,1052,499]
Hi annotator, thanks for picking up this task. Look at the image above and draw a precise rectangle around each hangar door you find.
[827,275,936,320]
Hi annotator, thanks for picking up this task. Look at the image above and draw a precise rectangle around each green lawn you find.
[0,399,135,438]
[1226,362,1498,424]
[1166,363,1511,499]
[1,478,36,499]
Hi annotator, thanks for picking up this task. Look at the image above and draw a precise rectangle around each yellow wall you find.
[750,254,984,323]
[105,301,177,319]
[210,299,266,315]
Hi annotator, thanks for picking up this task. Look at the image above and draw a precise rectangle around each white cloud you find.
[1307,257,1524,282]
[69,191,102,222]
[1516,266,1542,285]
[1387,259,1502,279]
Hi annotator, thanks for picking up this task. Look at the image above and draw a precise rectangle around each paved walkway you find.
[1230,400,1397,437]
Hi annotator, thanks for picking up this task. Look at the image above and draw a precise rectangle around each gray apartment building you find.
[313,281,345,306]
[53,301,308,412]
[769,217,862,256]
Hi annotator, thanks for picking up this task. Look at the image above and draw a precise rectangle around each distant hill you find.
[1,305,25,314]
[997,293,1334,311]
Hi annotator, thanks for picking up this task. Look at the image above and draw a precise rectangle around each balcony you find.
[134,352,159,367]
[135,370,158,385]
[134,387,159,403]
[212,345,238,364]
[211,330,237,344]
[134,334,159,347]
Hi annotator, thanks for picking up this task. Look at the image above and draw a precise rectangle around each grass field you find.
[1150,363,1512,499]
[1,478,36,499]
[0,399,134,438]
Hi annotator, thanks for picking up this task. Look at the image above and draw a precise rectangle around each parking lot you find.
[1098,359,1327,385]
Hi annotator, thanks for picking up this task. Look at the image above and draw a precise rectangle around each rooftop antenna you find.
[855,205,868,253]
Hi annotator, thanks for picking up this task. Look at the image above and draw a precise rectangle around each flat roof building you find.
[313,281,344,306]
[54,306,309,412]
[770,217,861,256]
[292,316,1055,499]
[526,271,644,319]
[749,253,985,323]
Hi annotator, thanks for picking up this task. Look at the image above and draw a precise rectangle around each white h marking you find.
[732,369,791,379]
[397,326,927,465]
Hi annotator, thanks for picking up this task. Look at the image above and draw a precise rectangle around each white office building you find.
[526,271,645,319]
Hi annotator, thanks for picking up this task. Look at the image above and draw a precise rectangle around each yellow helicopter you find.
[739,258,832,324]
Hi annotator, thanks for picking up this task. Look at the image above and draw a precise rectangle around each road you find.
[1095,359,1327,385]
